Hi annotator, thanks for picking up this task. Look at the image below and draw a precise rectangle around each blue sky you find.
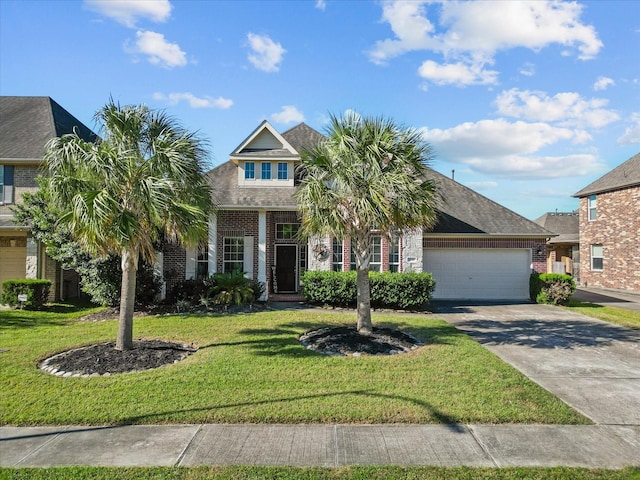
[1,0,638,220]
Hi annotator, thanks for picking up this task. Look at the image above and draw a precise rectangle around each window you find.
[244,162,255,180]
[388,236,400,272]
[223,237,244,273]
[196,240,208,279]
[276,223,299,240]
[332,238,343,271]
[0,165,14,204]
[370,236,382,272]
[588,195,597,221]
[277,162,288,180]
[261,162,271,180]
[591,244,603,271]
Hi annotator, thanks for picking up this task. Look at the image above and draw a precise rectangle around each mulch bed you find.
[300,326,422,356]
[40,340,197,376]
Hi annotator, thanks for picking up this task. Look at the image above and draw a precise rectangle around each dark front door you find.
[275,245,297,293]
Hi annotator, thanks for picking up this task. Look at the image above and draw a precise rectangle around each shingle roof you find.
[208,160,298,209]
[573,152,640,197]
[533,212,579,244]
[282,123,324,154]
[426,169,553,237]
[0,96,96,161]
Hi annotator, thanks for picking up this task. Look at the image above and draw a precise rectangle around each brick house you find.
[162,120,553,301]
[573,153,640,294]
[0,96,97,299]
[534,212,580,278]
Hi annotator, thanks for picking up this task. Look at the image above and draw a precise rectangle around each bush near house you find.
[1,279,52,310]
[530,272,576,305]
[167,273,265,310]
[302,271,435,310]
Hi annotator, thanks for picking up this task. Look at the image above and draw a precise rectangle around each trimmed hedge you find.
[530,272,576,305]
[301,270,435,310]
[1,279,52,310]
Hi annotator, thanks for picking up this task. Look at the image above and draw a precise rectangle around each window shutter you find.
[243,236,254,278]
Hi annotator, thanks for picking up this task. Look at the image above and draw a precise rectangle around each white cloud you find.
[420,119,602,179]
[271,105,305,124]
[495,88,619,128]
[128,30,186,68]
[315,0,326,11]
[84,0,171,28]
[418,60,498,86]
[247,33,286,72]
[519,62,535,77]
[466,181,498,190]
[153,92,233,109]
[369,0,602,86]
[617,113,640,145]
[593,76,615,91]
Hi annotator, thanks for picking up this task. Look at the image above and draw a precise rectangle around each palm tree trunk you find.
[116,248,138,351]
[356,267,373,334]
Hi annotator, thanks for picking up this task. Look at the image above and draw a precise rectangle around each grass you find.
[564,300,640,330]
[0,304,589,426]
[1,466,639,480]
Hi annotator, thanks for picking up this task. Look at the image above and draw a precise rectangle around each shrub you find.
[209,272,257,308]
[301,270,435,310]
[530,272,576,305]
[166,278,211,305]
[1,279,52,310]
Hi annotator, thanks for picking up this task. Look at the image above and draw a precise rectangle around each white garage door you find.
[0,246,27,294]
[423,248,531,300]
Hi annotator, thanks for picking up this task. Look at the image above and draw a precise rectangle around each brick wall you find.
[217,210,260,278]
[423,237,547,273]
[578,186,640,293]
[162,241,187,294]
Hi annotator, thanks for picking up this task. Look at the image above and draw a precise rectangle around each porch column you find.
[258,210,267,300]
[208,214,217,275]
[402,228,423,272]
[25,237,38,279]
[154,251,165,300]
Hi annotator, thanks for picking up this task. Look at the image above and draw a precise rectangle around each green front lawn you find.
[565,300,640,330]
[2,466,639,480]
[0,305,588,426]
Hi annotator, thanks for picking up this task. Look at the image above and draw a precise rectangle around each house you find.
[534,212,579,278]
[573,153,640,294]
[160,120,553,301]
[0,96,97,298]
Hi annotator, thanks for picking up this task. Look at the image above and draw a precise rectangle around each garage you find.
[0,246,26,294]
[423,248,531,300]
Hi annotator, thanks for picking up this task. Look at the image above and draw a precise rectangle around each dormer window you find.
[244,162,255,180]
[261,162,271,180]
[277,162,288,180]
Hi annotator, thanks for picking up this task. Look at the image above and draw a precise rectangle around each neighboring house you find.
[573,153,640,294]
[162,120,552,301]
[0,96,97,298]
[534,212,579,278]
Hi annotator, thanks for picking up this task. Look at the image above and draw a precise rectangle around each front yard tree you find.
[295,112,438,334]
[45,100,213,350]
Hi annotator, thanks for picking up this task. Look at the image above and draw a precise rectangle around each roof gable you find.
[573,152,640,197]
[0,96,96,161]
[231,120,298,159]
[282,123,324,154]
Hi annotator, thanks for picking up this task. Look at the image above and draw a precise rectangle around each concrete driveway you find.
[434,302,640,426]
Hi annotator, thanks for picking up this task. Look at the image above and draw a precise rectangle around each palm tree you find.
[44,100,213,350]
[295,112,438,334]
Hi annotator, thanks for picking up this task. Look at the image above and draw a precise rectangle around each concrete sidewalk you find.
[1,423,638,468]
[2,302,639,469]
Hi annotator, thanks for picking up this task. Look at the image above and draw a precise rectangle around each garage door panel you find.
[423,249,530,300]
[0,246,27,294]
